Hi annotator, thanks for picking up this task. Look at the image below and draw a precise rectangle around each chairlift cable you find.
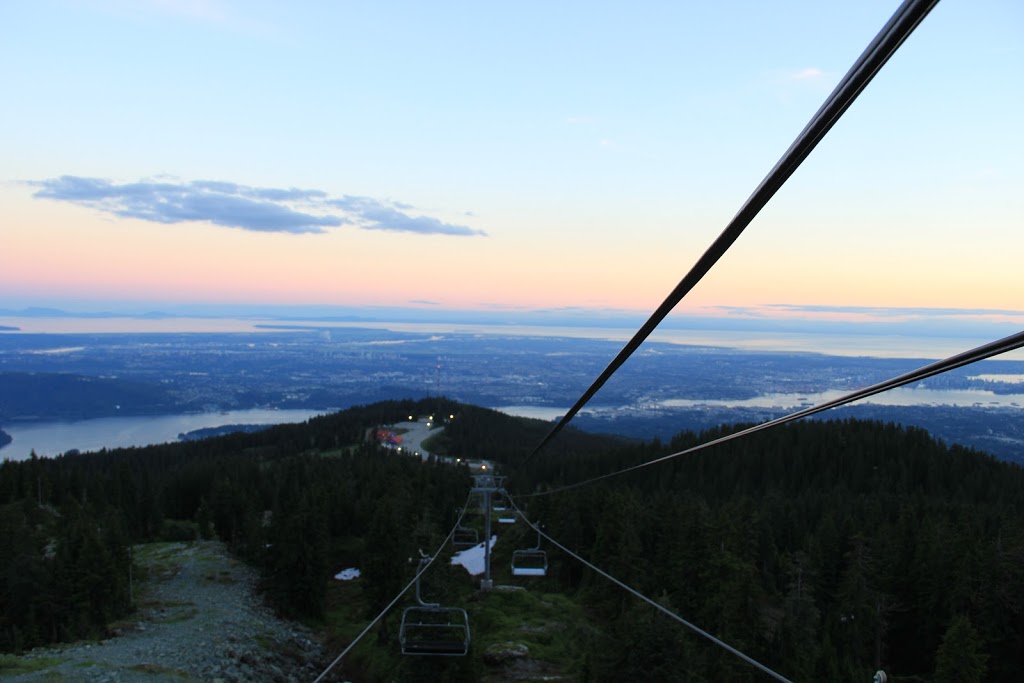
[523,0,941,464]
[505,498,795,683]
[515,330,1024,500]
[312,494,473,683]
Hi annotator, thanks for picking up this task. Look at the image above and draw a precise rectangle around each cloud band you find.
[30,176,485,237]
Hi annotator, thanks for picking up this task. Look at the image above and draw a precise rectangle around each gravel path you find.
[10,541,326,682]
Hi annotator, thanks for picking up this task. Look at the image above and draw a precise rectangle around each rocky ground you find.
[8,540,327,682]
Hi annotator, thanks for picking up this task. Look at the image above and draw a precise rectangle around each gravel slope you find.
[10,541,326,682]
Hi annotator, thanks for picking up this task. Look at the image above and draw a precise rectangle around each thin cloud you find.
[30,176,485,237]
[329,195,486,236]
[790,67,824,80]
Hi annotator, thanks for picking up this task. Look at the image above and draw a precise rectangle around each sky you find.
[1,1,1022,339]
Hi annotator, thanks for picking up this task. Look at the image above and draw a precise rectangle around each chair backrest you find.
[400,606,470,656]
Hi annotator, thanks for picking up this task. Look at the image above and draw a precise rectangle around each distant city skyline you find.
[2,1,1021,326]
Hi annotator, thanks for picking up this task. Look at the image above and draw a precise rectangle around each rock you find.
[483,641,530,665]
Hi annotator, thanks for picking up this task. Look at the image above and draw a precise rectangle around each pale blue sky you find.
[1,1,1021,334]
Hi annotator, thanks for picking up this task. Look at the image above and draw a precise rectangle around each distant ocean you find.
[494,384,1024,422]
[2,315,1020,360]
[0,408,329,462]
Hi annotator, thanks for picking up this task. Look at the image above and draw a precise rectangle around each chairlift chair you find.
[495,492,516,523]
[399,555,470,656]
[452,509,480,549]
[452,525,479,550]
[399,606,471,656]
[511,523,548,577]
[511,549,548,576]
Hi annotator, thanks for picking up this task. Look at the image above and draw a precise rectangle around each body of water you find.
[493,405,570,421]
[0,408,331,461]
[660,386,1024,410]
[496,386,1024,422]
[3,315,1021,360]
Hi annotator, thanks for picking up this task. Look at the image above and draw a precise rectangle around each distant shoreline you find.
[2,314,1020,360]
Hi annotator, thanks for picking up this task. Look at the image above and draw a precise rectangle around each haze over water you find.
[3,315,1018,361]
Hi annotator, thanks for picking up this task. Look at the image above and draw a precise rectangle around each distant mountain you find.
[0,306,172,319]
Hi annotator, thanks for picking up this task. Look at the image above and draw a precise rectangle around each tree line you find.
[1,399,1020,683]
[490,418,1024,682]
[0,398,469,652]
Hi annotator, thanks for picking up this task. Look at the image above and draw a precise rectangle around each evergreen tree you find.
[934,614,988,683]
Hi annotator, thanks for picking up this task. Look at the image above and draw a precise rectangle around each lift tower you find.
[470,473,504,591]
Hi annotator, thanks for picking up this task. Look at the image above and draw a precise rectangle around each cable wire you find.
[312,496,472,683]
[516,330,1024,500]
[525,0,940,463]
[503,496,794,683]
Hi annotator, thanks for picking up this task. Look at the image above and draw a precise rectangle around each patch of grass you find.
[0,654,65,674]
[194,542,233,566]
[132,541,192,562]
[254,633,276,650]
[129,662,190,678]
[202,570,238,584]
[421,432,450,454]
[152,607,199,624]
[470,588,593,669]
[138,599,195,609]
[133,541,194,581]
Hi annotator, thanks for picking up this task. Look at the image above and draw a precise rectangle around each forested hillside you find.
[0,399,474,654]
[1,400,1021,683]
[491,419,1024,682]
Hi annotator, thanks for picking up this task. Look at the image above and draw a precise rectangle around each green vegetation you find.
[0,653,65,675]
[128,662,190,677]
[0,398,1021,682]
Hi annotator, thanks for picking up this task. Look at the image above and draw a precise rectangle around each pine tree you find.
[934,614,988,683]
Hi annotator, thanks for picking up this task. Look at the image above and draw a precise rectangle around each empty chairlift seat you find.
[494,497,517,524]
[511,548,548,577]
[452,525,479,549]
[399,606,471,656]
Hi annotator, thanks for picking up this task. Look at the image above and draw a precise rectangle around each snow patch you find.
[450,536,497,576]
[334,567,361,581]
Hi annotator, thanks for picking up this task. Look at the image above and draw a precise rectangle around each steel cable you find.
[525,0,941,463]
[312,495,472,683]
[503,496,795,683]
[515,330,1024,500]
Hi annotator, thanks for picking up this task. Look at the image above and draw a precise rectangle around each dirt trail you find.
[11,541,325,682]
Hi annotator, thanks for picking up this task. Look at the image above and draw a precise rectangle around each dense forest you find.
[1,399,1022,682]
